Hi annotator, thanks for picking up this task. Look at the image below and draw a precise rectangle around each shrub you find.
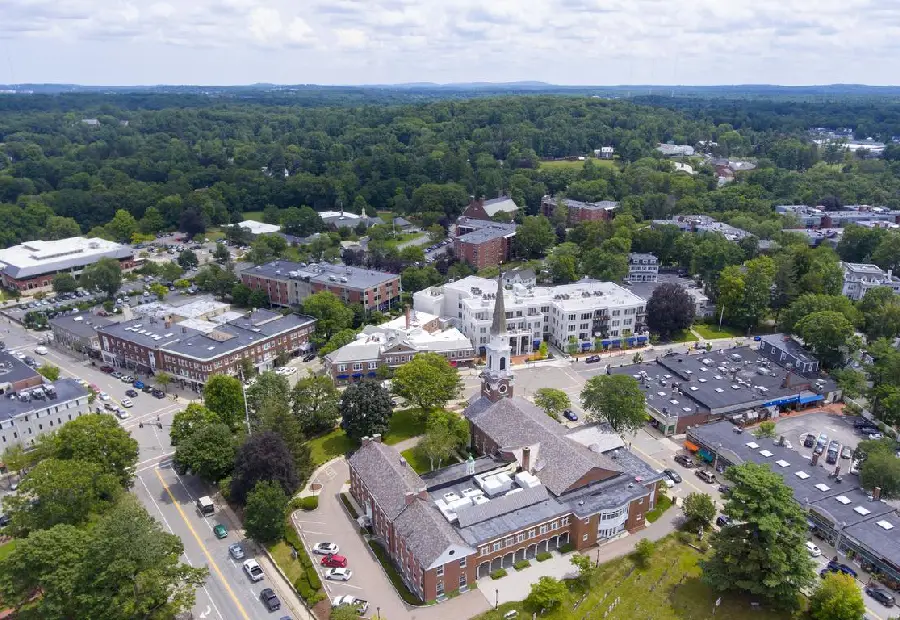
[633,538,655,568]
[514,559,531,571]
[536,551,553,562]
[558,543,575,554]
[298,495,319,511]
[306,566,322,590]
[491,569,508,580]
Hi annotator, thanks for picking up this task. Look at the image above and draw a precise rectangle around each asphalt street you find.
[4,321,307,620]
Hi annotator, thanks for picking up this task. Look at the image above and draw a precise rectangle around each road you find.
[4,321,307,620]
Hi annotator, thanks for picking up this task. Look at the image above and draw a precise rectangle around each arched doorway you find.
[538,539,549,554]
[491,557,503,572]
[503,552,514,568]
[515,548,526,563]
[525,544,537,560]
[478,562,491,578]
[559,532,569,546]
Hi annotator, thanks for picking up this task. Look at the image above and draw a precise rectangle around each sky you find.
[2,0,900,86]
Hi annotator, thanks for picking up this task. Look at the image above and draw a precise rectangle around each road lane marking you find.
[153,468,251,620]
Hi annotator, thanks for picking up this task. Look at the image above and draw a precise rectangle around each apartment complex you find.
[240,261,401,311]
[0,237,136,292]
[540,196,618,225]
[324,310,475,384]
[414,275,647,356]
[454,218,517,269]
[627,275,714,318]
[98,309,316,389]
[776,204,900,228]
[840,262,900,301]
[347,294,663,603]
[627,253,658,283]
[0,377,91,449]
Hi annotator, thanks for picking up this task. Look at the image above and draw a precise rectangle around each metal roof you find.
[0,237,133,279]
[0,378,88,423]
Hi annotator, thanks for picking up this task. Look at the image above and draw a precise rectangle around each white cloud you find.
[335,28,367,50]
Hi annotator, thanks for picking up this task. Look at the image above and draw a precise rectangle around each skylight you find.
[698,378,707,383]
[876,520,894,530]
[835,496,851,505]
[759,449,773,457]
[715,388,724,393]
[776,460,790,468]
[795,471,810,479]
[815,483,830,492]
[854,506,871,516]
[746,442,759,449]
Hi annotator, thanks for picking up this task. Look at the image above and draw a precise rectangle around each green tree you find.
[426,224,445,244]
[754,420,776,438]
[546,243,580,283]
[37,364,60,381]
[515,215,556,257]
[682,492,716,529]
[829,368,867,399]
[570,554,596,588]
[646,283,695,339]
[174,423,236,484]
[632,538,655,568]
[581,374,647,434]
[43,215,82,240]
[416,410,468,471]
[231,283,251,307]
[213,243,230,263]
[155,370,173,393]
[525,576,568,611]
[255,397,312,482]
[391,352,462,412]
[778,294,861,334]
[195,263,238,300]
[170,403,220,446]
[138,206,166,235]
[859,450,900,499]
[533,388,571,420]
[248,288,269,308]
[243,481,289,545]
[339,381,393,441]
[318,328,359,357]
[808,572,866,620]
[231,432,300,504]
[80,257,122,299]
[160,261,184,282]
[280,206,324,237]
[203,374,246,431]
[106,209,138,242]
[701,462,816,610]
[871,232,900,272]
[50,414,139,487]
[246,371,290,414]
[177,249,199,270]
[291,372,341,436]
[51,272,77,294]
[150,282,168,300]
[303,291,354,343]
[794,311,858,368]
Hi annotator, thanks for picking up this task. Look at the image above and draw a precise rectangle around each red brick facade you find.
[240,270,401,311]
[453,235,511,270]
[2,257,138,292]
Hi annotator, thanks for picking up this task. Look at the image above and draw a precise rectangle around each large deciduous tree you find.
[170,403,221,446]
[203,374,246,431]
[778,294,861,334]
[303,291,354,343]
[80,257,122,299]
[646,283,695,339]
[230,432,300,504]
[859,449,900,499]
[243,480,289,545]
[245,371,290,414]
[682,492,716,529]
[391,352,462,412]
[340,381,393,441]
[174,423,236,484]
[525,576,568,611]
[291,372,341,436]
[51,272,77,294]
[808,572,866,620]
[794,310,858,369]
[416,410,469,471]
[515,215,556,257]
[50,414,139,487]
[580,374,647,434]
[533,388,571,420]
[701,462,816,610]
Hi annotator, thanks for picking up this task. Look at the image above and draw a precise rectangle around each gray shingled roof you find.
[348,439,425,519]
[393,499,470,569]
[464,396,620,496]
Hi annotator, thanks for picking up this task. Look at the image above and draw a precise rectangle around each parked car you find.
[142,384,154,393]
[822,560,858,578]
[563,409,579,422]
[805,541,822,557]
[826,440,840,464]
[243,558,264,582]
[153,389,166,399]
[863,430,884,440]
[115,409,129,420]
[814,433,828,455]
[229,544,244,560]
[663,469,682,484]
[840,446,853,460]
[121,398,133,408]
[23,356,37,367]
[111,371,123,379]
[98,392,110,401]
[865,585,896,607]
[125,389,138,398]
[121,375,134,383]
[34,346,47,355]
[715,515,731,527]
[325,568,353,581]
[717,484,731,495]
[803,433,815,448]
[313,542,340,555]
[133,380,145,389]
[213,524,228,539]
[695,469,716,483]
[259,588,281,612]
[850,459,862,475]
[302,353,317,362]
[674,454,695,468]
[584,355,601,364]
[321,554,347,568]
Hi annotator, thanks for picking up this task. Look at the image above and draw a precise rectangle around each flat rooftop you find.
[456,218,517,244]
[0,352,41,386]
[49,312,114,338]
[244,261,399,290]
[0,378,87,422]
[0,237,133,279]
[238,220,281,235]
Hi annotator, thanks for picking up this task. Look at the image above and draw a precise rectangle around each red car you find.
[320,554,347,568]
[100,365,114,373]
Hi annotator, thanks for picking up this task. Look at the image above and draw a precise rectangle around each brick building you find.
[453,218,516,269]
[98,309,315,389]
[240,261,401,312]
[541,196,618,225]
[461,196,519,222]
[347,286,662,603]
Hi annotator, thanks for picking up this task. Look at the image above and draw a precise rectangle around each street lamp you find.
[495,588,499,609]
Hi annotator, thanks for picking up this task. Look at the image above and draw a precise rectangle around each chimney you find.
[417,487,428,500]
[811,451,820,466]
[404,491,416,505]
[405,306,411,329]
[873,487,882,501]
[372,433,382,443]
[362,436,370,445]
[521,446,531,473]
[778,435,785,446]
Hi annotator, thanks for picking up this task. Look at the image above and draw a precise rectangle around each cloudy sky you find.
[1,0,899,86]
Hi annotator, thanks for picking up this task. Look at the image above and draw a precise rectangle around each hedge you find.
[340,493,359,519]
[559,543,575,554]
[299,495,319,511]
[536,551,552,562]
[281,522,324,606]
[367,540,423,605]
[490,568,508,580]
[514,559,531,571]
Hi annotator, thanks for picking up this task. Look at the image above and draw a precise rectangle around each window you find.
[528,528,536,539]
[493,542,501,552]
[516,532,525,543]
[436,565,444,577]
[352,363,362,371]
[551,520,558,530]
[539,524,547,535]
[582,533,588,542]
[337,364,347,372]
[436,580,444,596]
[460,557,466,568]
[505,537,514,547]
[562,516,570,526]
[459,574,467,587]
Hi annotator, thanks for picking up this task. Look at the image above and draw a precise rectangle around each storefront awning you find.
[800,393,825,405]
[337,374,349,380]
[684,441,700,452]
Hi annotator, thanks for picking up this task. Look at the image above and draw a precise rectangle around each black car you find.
[584,355,601,364]
[803,433,815,448]
[260,588,281,611]
[23,356,37,367]
[822,560,858,578]
[152,389,166,399]
[715,515,731,527]
[674,454,695,468]
[125,389,138,398]
[718,484,731,496]
[302,353,316,362]
[865,585,896,607]
[142,384,154,393]
[563,409,579,422]
[663,469,682,484]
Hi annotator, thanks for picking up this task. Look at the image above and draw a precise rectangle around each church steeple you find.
[481,267,514,401]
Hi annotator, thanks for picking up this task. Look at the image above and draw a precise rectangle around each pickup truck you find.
[332,595,369,615]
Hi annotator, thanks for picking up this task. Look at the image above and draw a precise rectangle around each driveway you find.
[294,459,490,620]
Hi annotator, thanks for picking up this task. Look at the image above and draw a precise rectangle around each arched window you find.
[500,357,506,371]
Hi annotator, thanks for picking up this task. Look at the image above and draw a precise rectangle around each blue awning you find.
[533,340,542,348]
[351,373,363,378]
[337,374,349,380]
[581,343,591,350]
[800,394,825,405]
[636,336,648,342]
[698,449,713,462]
[367,371,377,377]
[764,394,800,408]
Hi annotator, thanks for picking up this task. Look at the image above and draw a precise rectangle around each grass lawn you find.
[307,407,431,465]
[0,540,16,562]
[241,211,264,222]
[203,228,226,242]
[693,324,744,339]
[668,329,699,343]
[268,540,305,583]
[400,447,460,474]
[540,159,619,172]
[473,536,795,620]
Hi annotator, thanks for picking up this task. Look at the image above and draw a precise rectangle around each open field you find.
[241,211,264,222]
[307,408,429,466]
[693,324,745,339]
[539,159,619,171]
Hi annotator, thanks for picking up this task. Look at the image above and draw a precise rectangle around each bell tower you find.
[481,269,514,402]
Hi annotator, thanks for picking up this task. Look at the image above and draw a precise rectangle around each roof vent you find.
[876,520,894,530]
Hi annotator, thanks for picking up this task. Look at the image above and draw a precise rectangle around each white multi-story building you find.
[0,378,91,449]
[841,262,900,301]
[414,276,647,355]
[627,253,658,283]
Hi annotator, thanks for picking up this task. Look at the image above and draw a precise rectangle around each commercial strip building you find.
[656,144,695,157]
[414,275,647,356]
[0,237,136,292]
[0,373,91,449]
[49,312,115,356]
[97,309,316,389]
[323,310,475,384]
[687,421,899,590]
[840,262,900,301]
[540,196,618,225]
[347,291,663,603]
[610,336,840,436]
[627,253,658,283]
[454,218,517,269]
[240,261,401,312]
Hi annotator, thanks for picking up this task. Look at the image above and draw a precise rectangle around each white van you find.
[197,496,215,516]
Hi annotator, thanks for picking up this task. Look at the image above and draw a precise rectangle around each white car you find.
[325,568,352,581]
[121,398,133,408]
[116,409,130,420]
[275,367,297,376]
[98,392,110,401]
[242,559,264,582]
[313,542,340,555]
[806,541,822,557]
[34,346,48,355]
